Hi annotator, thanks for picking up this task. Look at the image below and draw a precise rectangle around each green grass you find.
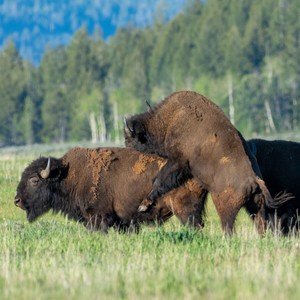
[1,145,300,300]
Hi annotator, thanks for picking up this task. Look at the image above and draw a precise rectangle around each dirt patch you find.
[132,154,166,175]
[87,149,117,197]
[132,154,156,175]
[185,179,203,193]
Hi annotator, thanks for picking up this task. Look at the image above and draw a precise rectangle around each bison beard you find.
[124,90,288,235]
[14,147,207,233]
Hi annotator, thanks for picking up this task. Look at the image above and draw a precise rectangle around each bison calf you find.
[14,147,206,232]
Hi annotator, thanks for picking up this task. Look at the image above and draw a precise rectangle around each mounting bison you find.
[14,147,207,232]
[248,139,300,234]
[124,90,288,234]
[138,138,297,235]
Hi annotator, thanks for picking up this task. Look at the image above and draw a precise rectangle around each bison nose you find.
[14,197,21,207]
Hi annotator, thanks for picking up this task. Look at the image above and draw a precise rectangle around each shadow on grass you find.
[151,226,204,244]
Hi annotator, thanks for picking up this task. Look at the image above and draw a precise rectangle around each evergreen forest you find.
[0,0,299,147]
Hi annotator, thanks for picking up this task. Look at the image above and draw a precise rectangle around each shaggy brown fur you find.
[141,138,298,235]
[14,147,206,232]
[124,91,287,234]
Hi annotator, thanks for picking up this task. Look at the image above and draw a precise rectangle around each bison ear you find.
[124,117,148,144]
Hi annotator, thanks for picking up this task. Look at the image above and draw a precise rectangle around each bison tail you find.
[271,191,295,208]
[256,177,294,209]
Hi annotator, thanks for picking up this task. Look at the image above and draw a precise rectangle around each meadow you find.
[0,143,299,300]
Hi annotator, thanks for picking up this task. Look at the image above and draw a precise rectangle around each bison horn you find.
[40,157,51,179]
[124,117,134,134]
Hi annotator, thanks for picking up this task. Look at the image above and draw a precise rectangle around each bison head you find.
[14,157,65,222]
[124,114,167,157]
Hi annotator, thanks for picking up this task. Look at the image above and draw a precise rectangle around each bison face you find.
[124,116,167,157]
[14,157,63,222]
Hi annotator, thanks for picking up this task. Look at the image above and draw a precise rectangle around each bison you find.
[138,138,296,235]
[14,147,207,232]
[124,90,287,234]
[248,139,300,234]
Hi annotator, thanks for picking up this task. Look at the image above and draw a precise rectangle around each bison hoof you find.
[138,198,153,212]
[138,204,149,212]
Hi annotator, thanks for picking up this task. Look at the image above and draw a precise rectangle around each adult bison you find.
[14,147,207,232]
[248,139,300,234]
[124,90,286,234]
[140,138,297,235]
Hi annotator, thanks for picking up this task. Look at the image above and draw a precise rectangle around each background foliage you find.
[0,0,299,146]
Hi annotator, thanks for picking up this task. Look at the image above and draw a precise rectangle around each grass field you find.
[0,144,299,300]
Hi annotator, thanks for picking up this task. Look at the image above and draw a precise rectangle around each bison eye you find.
[29,177,39,187]
[138,132,148,144]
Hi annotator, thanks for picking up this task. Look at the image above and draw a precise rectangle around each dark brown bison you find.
[248,139,300,234]
[124,90,287,234]
[14,147,207,232]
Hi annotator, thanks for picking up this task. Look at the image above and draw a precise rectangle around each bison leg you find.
[244,196,268,235]
[211,191,245,235]
[85,215,110,233]
[85,214,102,231]
[174,200,206,229]
[253,208,267,235]
[147,159,192,205]
[277,207,300,235]
[168,186,208,229]
[138,198,153,212]
[265,210,298,236]
[98,213,119,233]
[116,219,140,234]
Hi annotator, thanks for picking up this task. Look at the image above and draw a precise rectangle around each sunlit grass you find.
[0,145,299,300]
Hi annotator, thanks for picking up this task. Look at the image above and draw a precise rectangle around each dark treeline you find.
[0,0,299,147]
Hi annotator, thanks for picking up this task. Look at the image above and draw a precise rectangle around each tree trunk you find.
[228,74,235,125]
[89,112,98,144]
[264,100,276,132]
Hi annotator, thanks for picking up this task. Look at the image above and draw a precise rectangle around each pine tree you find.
[39,46,68,143]
[0,41,27,145]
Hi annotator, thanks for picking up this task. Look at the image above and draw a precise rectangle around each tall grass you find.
[0,145,299,300]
